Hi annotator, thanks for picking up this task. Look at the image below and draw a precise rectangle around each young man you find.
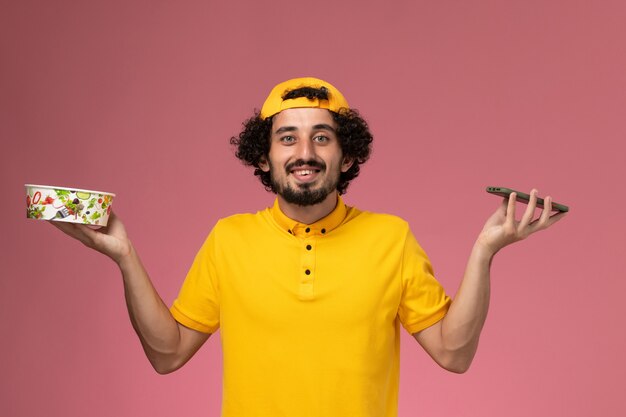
[53,77,566,417]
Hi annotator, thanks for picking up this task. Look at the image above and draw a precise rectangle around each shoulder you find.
[207,209,279,244]
[341,207,412,241]
[213,210,269,233]
[196,211,271,253]
[348,207,410,231]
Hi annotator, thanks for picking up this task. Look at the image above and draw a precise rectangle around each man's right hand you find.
[50,211,132,264]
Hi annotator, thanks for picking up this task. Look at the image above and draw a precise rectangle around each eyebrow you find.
[274,124,336,134]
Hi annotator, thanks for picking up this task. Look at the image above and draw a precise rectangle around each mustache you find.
[285,159,326,172]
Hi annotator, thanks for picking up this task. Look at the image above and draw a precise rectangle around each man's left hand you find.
[476,189,567,257]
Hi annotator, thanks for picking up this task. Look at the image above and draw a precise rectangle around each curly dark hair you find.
[230,88,373,195]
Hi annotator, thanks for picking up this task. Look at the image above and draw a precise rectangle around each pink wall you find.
[2,1,625,416]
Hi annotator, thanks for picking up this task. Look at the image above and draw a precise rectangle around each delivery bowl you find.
[25,184,115,226]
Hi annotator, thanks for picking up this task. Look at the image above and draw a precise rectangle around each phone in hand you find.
[486,187,569,212]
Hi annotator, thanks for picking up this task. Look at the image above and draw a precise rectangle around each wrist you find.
[472,239,497,264]
[115,241,137,270]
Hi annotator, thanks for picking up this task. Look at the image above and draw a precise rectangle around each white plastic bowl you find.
[25,184,116,226]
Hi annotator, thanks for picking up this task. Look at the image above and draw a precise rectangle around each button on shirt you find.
[171,196,451,417]
[271,196,348,299]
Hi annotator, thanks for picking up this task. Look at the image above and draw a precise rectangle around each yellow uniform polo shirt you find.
[171,197,451,417]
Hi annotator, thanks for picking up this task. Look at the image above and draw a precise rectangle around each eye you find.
[313,135,329,143]
[280,136,296,144]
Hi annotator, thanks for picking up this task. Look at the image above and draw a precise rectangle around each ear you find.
[340,156,354,173]
[259,156,270,172]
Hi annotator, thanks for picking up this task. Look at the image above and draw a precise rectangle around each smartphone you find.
[486,187,569,212]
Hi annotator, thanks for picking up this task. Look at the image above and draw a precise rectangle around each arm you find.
[413,189,566,373]
[51,212,210,374]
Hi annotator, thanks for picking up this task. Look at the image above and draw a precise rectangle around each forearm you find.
[440,242,494,369]
[117,245,182,370]
[50,214,200,372]
[424,189,566,372]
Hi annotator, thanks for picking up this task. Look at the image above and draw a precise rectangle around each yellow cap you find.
[260,77,349,119]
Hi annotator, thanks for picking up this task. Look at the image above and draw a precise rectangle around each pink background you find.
[2,1,625,416]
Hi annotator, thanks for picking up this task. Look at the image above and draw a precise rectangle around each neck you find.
[277,191,339,224]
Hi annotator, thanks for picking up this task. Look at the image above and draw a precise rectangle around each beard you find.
[269,159,340,206]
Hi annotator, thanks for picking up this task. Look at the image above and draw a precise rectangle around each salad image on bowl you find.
[25,184,115,226]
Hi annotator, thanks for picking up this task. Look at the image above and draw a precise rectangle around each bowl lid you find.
[25,184,116,197]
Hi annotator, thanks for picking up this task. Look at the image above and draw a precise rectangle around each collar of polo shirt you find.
[270,196,348,237]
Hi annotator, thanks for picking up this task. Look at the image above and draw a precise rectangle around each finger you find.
[505,192,517,227]
[546,210,567,226]
[528,195,551,232]
[529,196,567,231]
[49,220,100,246]
[493,197,508,219]
[519,189,538,229]
[49,219,80,236]
[499,197,508,211]
[539,194,553,223]
[543,196,568,225]
[529,210,566,230]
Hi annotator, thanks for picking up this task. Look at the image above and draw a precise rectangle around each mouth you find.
[290,167,321,183]
[284,160,326,184]
[291,168,320,176]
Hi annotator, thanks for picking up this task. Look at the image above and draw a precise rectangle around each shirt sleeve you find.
[397,229,451,334]
[170,228,220,334]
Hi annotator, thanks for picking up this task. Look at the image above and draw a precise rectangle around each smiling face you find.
[259,108,353,207]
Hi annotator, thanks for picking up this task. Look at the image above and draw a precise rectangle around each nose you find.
[295,137,316,161]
